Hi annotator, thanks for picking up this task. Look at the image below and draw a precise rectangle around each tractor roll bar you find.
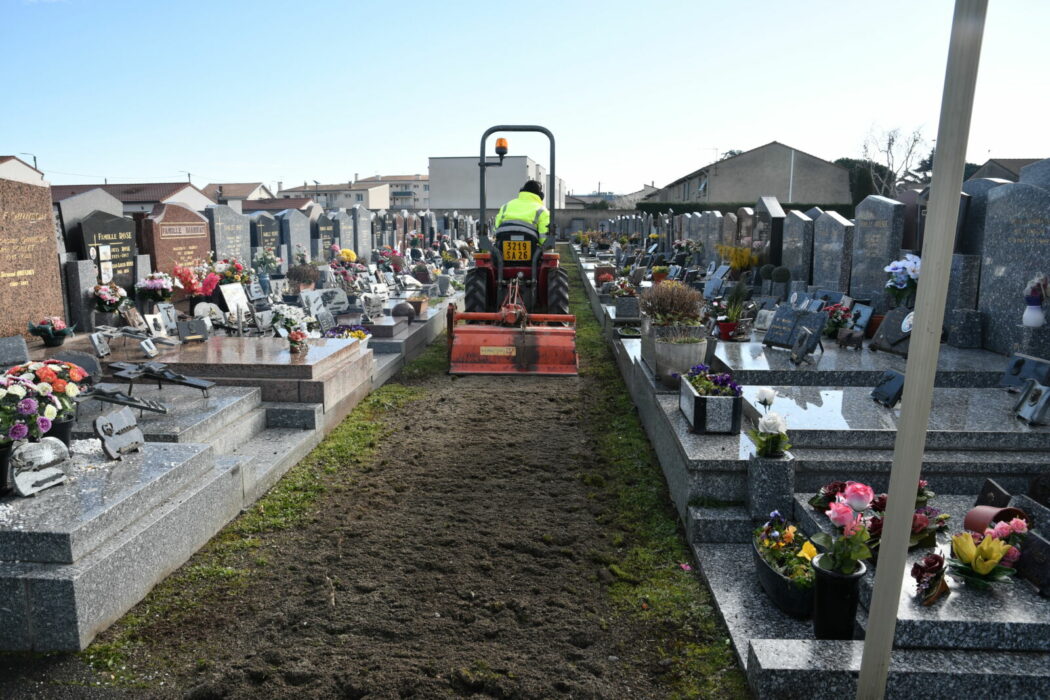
[479,125,556,250]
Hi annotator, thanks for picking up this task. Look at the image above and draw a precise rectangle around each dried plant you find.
[640,281,703,325]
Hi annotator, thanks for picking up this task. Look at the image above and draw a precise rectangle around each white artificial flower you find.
[8,385,26,399]
[0,389,7,399]
[756,387,776,407]
[36,383,53,396]
[758,412,787,435]
[43,405,57,420]
[65,384,80,398]
[28,362,43,371]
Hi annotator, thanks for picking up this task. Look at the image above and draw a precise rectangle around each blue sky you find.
[3,0,1047,196]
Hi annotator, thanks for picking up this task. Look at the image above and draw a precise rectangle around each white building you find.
[353,174,428,209]
[428,156,566,211]
[277,181,390,210]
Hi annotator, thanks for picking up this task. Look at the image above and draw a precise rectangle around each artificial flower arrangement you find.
[0,372,61,443]
[172,260,221,297]
[287,329,308,353]
[749,387,790,458]
[596,272,615,286]
[648,233,659,240]
[609,278,637,298]
[271,303,315,333]
[823,302,853,337]
[293,244,308,266]
[672,239,702,253]
[754,510,817,589]
[948,518,1027,589]
[324,324,370,341]
[27,317,75,346]
[93,282,129,312]
[407,232,424,247]
[810,483,873,576]
[252,247,283,274]
[6,360,86,422]
[329,255,368,293]
[911,553,949,606]
[213,257,252,285]
[884,253,921,307]
[135,272,181,303]
[681,363,742,397]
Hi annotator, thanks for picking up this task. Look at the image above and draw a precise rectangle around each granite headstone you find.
[811,211,854,293]
[850,195,904,312]
[141,203,211,272]
[781,210,814,284]
[76,210,138,288]
[277,209,311,265]
[753,196,786,265]
[204,205,251,264]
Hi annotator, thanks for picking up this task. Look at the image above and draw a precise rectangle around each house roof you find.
[356,174,427,183]
[50,182,213,205]
[978,158,1043,178]
[240,197,315,211]
[202,182,268,200]
[279,182,389,194]
[0,155,44,176]
[654,141,848,193]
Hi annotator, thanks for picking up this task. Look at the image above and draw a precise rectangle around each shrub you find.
[759,264,775,281]
[640,281,702,325]
[772,266,792,284]
[286,264,319,286]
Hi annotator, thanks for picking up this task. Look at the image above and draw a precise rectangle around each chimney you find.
[354,173,359,183]
[277,181,283,193]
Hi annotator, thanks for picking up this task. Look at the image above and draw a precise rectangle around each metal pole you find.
[856,2,987,698]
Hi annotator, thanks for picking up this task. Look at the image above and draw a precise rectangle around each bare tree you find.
[862,126,926,197]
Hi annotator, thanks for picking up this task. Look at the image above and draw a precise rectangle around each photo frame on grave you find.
[814,289,845,305]
[268,277,290,299]
[790,291,811,310]
[790,327,816,364]
[974,478,1012,508]
[89,332,111,358]
[156,303,179,332]
[1015,531,1050,597]
[139,339,159,358]
[754,308,776,331]
[703,278,723,299]
[870,370,905,407]
[705,261,717,276]
[144,314,167,337]
[219,283,252,316]
[275,325,289,338]
[320,288,350,314]
[120,307,149,333]
[99,261,114,284]
[1014,379,1050,426]
[850,303,874,332]
[999,354,1050,392]
[300,290,326,318]
[177,319,210,342]
[316,309,336,334]
[245,281,266,302]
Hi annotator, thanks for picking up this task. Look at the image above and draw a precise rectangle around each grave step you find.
[689,505,752,544]
[210,407,267,455]
[228,427,324,505]
[263,401,324,431]
[372,352,404,389]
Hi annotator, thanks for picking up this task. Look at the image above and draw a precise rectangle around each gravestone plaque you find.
[0,175,65,337]
[811,211,854,293]
[320,288,350,314]
[1015,531,1050,597]
[999,353,1050,392]
[54,188,123,258]
[218,283,251,316]
[300,290,326,318]
[868,306,913,356]
[762,307,828,349]
[703,278,723,299]
[94,407,145,460]
[89,332,111,357]
[713,264,731,280]
[977,182,1050,355]
[177,319,210,342]
[850,195,905,312]
[850,303,874,332]
[141,203,211,272]
[789,291,811,310]
[277,209,311,265]
[312,213,335,261]
[804,299,826,313]
[0,335,30,367]
[330,210,350,253]
[870,370,905,407]
[753,197,786,265]
[814,289,846,305]
[782,210,814,283]
[1014,379,1050,425]
[751,295,779,311]
[250,211,280,249]
[721,212,738,246]
[77,211,137,287]
[736,207,754,243]
[974,478,1012,508]
[205,205,251,264]
[790,327,822,364]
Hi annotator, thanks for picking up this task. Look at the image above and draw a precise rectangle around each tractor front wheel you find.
[546,267,570,316]
[464,268,489,313]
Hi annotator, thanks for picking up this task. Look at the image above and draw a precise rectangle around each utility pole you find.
[19,153,37,170]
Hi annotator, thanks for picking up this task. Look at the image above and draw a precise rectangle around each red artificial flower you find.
[67,365,86,382]
[35,367,58,383]
[234,263,243,272]
[52,378,67,393]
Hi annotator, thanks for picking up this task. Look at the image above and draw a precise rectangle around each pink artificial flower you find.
[971,531,984,545]
[826,500,856,528]
[1009,517,1029,535]
[842,513,864,537]
[1001,546,1021,568]
[841,481,875,511]
[992,521,1013,540]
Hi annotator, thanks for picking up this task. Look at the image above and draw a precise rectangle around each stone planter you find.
[752,539,813,620]
[679,380,743,434]
[655,337,707,388]
[639,317,705,375]
[747,452,795,519]
[614,296,640,319]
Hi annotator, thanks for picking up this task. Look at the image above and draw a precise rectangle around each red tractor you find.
[447,125,578,375]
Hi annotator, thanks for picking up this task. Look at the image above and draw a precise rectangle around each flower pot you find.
[717,321,739,339]
[1022,298,1045,328]
[0,442,12,495]
[258,273,271,296]
[866,314,885,339]
[679,379,743,434]
[752,539,813,619]
[812,554,866,640]
[655,337,707,388]
[652,272,668,284]
[616,326,641,340]
[289,340,308,355]
[408,299,429,317]
[614,296,639,319]
[40,335,67,348]
[48,417,75,447]
[962,505,1028,533]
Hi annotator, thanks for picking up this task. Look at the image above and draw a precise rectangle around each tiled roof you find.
[356,174,427,183]
[202,182,267,199]
[50,182,213,204]
[987,159,1042,177]
[239,197,315,211]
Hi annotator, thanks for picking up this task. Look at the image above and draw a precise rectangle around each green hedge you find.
[634,201,855,219]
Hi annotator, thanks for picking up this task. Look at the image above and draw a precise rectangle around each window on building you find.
[356,194,363,202]
[424,185,429,191]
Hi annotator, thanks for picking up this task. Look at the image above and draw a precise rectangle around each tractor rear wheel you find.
[546,267,570,316]
[464,268,489,313]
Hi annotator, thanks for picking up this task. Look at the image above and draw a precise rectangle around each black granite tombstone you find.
[868,307,913,356]
[763,307,828,349]
[974,478,1012,508]
[870,370,905,407]
[76,210,137,288]
[1015,531,1050,597]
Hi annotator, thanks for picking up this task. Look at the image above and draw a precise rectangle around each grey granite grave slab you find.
[958,177,1011,255]
[277,209,311,264]
[781,210,814,284]
[742,385,1050,450]
[0,336,30,368]
[850,195,904,312]
[811,211,854,292]
[205,204,251,264]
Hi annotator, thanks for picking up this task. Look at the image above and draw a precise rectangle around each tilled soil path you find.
[1,260,747,699]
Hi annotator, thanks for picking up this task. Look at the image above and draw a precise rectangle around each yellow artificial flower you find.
[783,525,797,544]
[799,540,817,561]
[340,249,357,263]
[951,533,976,565]
[972,536,1010,575]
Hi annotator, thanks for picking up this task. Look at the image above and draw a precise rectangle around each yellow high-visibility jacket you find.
[494,191,549,241]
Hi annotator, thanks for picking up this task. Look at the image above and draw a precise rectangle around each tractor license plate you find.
[502,240,531,262]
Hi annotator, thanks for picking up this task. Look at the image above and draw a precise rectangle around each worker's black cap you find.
[520,180,544,198]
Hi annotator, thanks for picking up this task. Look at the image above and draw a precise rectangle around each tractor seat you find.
[494,221,541,241]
